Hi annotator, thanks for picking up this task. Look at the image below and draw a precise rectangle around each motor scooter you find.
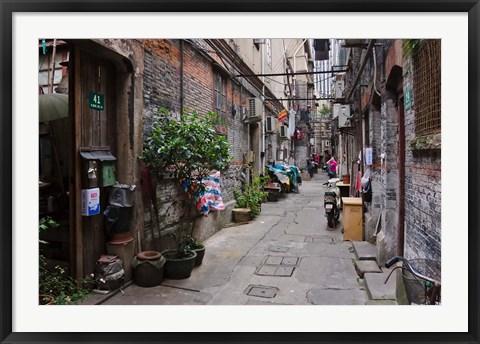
[323,177,341,228]
[307,161,315,178]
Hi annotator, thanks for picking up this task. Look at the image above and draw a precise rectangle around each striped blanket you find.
[196,171,225,216]
[181,172,225,216]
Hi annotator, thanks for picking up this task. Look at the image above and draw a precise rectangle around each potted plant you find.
[141,109,231,278]
[161,232,198,279]
[233,171,268,222]
[180,235,205,266]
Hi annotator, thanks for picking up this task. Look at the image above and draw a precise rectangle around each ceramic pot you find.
[162,249,197,279]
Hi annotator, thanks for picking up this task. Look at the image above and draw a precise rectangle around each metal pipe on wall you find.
[346,40,375,101]
[261,41,266,174]
[180,40,184,113]
[49,39,57,93]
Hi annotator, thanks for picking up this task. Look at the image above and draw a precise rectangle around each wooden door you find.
[72,48,117,279]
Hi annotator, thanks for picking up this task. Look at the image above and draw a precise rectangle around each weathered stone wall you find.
[143,39,181,117]
[364,107,382,242]
[376,94,400,264]
[141,166,241,252]
[374,43,441,270]
[141,39,250,249]
[402,58,441,270]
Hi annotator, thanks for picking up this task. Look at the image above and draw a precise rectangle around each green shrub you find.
[141,108,232,251]
[39,217,89,304]
[234,172,268,217]
[142,109,231,183]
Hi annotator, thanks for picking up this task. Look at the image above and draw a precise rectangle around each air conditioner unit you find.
[279,125,288,138]
[333,103,341,118]
[265,117,274,133]
[338,105,351,127]
[247,97,263,123]
[254,39,266,44]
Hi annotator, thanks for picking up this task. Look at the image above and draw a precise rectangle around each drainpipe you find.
[346,40,375,101]
[292,39,307,101]
[291,39,307,165]
[261,41,265,174]
[180,40,184,113]
[49,39,57,94]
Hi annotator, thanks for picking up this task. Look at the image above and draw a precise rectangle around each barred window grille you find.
[413,40,441,136]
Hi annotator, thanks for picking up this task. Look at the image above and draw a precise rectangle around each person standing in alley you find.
[327,156,337,178]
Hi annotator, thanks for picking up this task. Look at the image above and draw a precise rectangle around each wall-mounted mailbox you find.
[82,187,100,216]
[80,149,117,187]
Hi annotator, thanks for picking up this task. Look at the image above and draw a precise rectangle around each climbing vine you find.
[402,39,421,58]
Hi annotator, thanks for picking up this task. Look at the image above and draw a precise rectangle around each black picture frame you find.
[1,1,478,343]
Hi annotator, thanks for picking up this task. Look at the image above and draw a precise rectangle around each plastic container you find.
[109,183,136,207]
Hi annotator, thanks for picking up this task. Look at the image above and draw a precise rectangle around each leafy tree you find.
[142,109,231,183]
[320,104,330,117]
[141,109,232,257]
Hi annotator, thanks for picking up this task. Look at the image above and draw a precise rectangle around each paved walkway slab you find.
[365,300,398,305]
[307,288,367,305]
[364,269,397,300]
[353,241,377,261]
[355,260,382,278]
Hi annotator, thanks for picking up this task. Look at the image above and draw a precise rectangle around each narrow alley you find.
[101,172,396,306]
[36,38,440,308]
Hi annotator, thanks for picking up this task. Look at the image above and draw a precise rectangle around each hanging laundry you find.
[196,171,225,216]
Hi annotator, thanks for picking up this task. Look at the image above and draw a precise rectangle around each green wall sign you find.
[89,92,104,110]
[404,88,412,110]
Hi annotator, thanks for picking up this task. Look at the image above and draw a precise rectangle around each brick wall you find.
[183,42,213,114]
[141,39,252,248]
[143,39,181,117]
[374,48,441,272]
[364,107,382,241]
[402,59,441,270]
[376,94,400,264]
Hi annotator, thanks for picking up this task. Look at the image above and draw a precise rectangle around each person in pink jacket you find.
[327,156,337,178]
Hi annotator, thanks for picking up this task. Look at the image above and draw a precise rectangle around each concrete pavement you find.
[101,171,396,306]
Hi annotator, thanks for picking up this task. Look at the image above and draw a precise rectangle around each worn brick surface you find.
[141,39,256,250]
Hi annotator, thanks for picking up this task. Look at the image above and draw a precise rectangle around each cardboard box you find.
[82,188,100,216]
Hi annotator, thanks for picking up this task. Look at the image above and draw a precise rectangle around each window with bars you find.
[214,71,228,130]
[413,40,441,137]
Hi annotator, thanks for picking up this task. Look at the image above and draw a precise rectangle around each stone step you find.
[354,260,382,278]
[364,268,397,301]
[365,300,398,305]
[352,241,377,261]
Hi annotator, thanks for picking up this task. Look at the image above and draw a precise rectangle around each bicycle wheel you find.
[402,258,441,305]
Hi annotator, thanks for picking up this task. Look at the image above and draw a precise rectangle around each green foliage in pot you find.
[234,172,268,217]
[39,216,89,305]
[163,232,201,260]
[142,108,231,255]
[180,234,204,250]
[142,108,231,184]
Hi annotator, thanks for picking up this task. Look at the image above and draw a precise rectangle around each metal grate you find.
[413,40,441,137]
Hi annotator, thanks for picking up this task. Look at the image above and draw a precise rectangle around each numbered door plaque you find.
[89,92,105,110]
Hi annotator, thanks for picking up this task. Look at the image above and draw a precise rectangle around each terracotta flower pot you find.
[39,294,55,305]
